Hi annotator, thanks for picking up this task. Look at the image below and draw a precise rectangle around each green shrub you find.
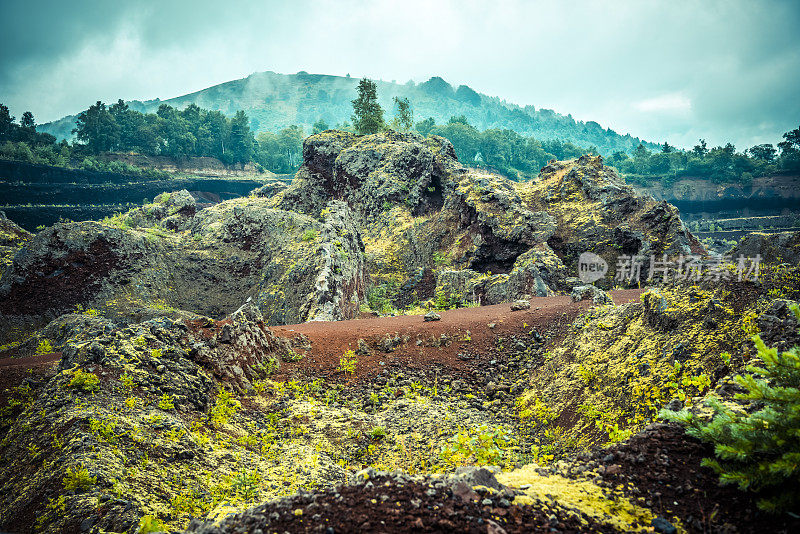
[301,229,318,242]
[338,350,357,376]
[209,389,240,428]
[67,369,100,393]
[63,465,96,492]
[366,283,396,315]
[137,515,166,534]
[369,426,387,440]
[662,303,800,512]
[439,424,516,468]
[282,350,304,362]
[35,339,53,355]
[158,394,175,410]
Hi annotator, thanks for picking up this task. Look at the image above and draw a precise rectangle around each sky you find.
[1,0,799,150]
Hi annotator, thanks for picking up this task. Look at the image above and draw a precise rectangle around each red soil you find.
[272,289,643,380]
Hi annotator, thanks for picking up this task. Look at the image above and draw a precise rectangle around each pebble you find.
[651,517,677,534]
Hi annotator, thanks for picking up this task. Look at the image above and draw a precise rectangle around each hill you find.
[39,71,659,156]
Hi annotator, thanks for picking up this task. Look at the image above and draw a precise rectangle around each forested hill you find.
[39,71,658,156]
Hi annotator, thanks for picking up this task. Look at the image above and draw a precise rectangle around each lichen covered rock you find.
[0,192,366,335]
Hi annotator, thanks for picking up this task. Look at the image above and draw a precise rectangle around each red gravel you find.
[272,289,643,381]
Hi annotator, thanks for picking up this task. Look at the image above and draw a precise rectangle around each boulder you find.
[571,285,612,305]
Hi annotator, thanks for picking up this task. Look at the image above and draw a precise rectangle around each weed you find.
[66,368,100,393]
[63,465,96,492]
[209,389,240,428]
[158,393,175,410]
[338,350,357,376]
[35,339,53,355]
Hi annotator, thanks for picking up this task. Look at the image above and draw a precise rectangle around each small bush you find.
[137,515,166,534]
[63,465,96,492]
[301,229,318,242]
[338,350,357,376]
[282,350,304,362]
[209,389,240,428]
[370,426,387,440]
[67,369,100,393]
[158,393,175,410]
[439,424,516,468]
[35,339,53,355]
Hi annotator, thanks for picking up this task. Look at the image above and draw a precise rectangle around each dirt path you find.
[0,352,61,409]
[0,352,62,369]
[273,289,644,380]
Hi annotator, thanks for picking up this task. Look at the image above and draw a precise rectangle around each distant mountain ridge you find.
[39,71,659,155]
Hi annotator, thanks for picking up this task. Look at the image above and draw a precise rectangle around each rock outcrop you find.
[729,230,800,265]
[0,211,32,274]
[0,191,365,341]
[272,132,700,309]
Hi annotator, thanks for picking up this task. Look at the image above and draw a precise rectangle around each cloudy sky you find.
[1,0,798,150]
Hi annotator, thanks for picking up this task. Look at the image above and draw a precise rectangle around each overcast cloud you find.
[1,0,798,149]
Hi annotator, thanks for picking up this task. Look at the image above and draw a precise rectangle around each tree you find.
[312,118,329,135]
[351,78,385,135]
[432,121,480,164]
[20,111,35,129]
[277,125,304,169]
[692,139,708,157]
[228,110,254,166]
[778,125,800,171]
[662,304,800,512]
[778,125,800,153]
[391,97,413,132]
[747,144,776,162]
[73,101,120,154]
[661,141,673,153]
[415,117,436,137]
[448,115,470,126]
[0,104,15,141]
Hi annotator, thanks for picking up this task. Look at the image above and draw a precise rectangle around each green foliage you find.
[365,283,396,315]
[351,78,385,135]
[391,97,413,132]
[282,350,304,362]
[312,118,329,134]
[231,470,261,501]
[611,127,800,186]
[158,393,175,410]
[433,289,464,310]
[369,426,387,440]
[662,304,800,512]
[63,465,96,492]
[301,229,318,242]
[255,125,304,172]
[137,515,166,534]
[88,416,118,443]
[209,388,240,428]
[34,339,53,355]
[338,350,357,376]
[439,424,516,468]
[67,368,100,393]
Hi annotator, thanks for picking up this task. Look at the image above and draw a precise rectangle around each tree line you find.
[3,82,799,185]
[606,133,800,187]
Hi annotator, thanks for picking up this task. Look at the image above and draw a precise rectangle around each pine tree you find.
[391,97,413,132]
[662,303,800,512]
[351,78,385,135]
